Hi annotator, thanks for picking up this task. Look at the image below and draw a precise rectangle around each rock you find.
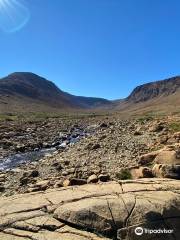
[85,143,101,151]
[63,179,71,187]
[28,170,39,178]
[0,174,6,182]
[54,180,63,188]
[99,123,108,128]
[98,174,110,182]
[0,180,178,239]
[131,167,153,179]
[15,144,27,153]
[19,170,39,186]
[43,142,51,148]
[62,171,68,176]
[35,180,50,190]
[139,151,160,165]
[64,160,70,166]
[23,170,39,179]
[27,187,40,193]
[149,122,165,132]
[52,162,63,171]
[68,168,75,174]
[85,142,101,151]
[87,174,98,183]
[92,143,101,150]
[0,173,6,178]
[10,168,22,173]
[70,178,87,186]
[155,149,180,165]
[159,135,168,144]
[19,176,29,186]
[173,131,180,140]
[152,164,180,179]
[52,141,60,147]
[134,130,142,136]
[0,185,5,192]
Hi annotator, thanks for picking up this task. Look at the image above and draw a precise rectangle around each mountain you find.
[0,72,111,113]
[115,76,180,115]
[0,72,180,115]
[127,76,180,103]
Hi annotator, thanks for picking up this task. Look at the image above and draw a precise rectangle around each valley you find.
[0,73,180,239]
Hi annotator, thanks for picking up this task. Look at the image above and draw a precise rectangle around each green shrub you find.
[169,122,180,132]
[116,169,132,180]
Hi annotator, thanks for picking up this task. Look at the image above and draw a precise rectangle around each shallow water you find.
[0,148,56,171]
[0,127,93,171]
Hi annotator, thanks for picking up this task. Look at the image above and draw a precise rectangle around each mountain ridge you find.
[0,72,180,114]
[126,76,180,103]
[0,72,111,111]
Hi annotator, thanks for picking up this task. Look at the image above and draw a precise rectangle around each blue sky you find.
[0,0,180,99]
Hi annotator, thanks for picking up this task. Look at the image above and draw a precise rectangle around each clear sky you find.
[0,0,180,99]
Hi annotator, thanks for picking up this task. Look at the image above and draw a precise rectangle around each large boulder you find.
[138,151,160,165]
[152,164,180,179]
[131,167,153,179]
[0,179,179,239]
[139,144,180,167]
[155,149,180,165]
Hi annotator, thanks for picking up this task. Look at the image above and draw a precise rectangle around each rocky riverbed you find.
[0,114,180,196]
[0,125,95,171]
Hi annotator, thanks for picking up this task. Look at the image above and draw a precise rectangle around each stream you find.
[0,127,93,171]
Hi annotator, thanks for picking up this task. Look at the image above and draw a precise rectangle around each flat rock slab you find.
[0,179,179,240]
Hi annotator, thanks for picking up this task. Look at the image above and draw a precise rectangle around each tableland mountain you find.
[0,72,180,114]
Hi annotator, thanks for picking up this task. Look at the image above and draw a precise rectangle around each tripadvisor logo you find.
[117,227,174,239]
[134,227,174,235]
[135,227,143,235]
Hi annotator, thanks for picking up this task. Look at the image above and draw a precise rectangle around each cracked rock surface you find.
[0,178,179,240]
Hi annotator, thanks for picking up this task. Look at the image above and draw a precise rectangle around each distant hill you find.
[115,76,180,115]
[0,72,111,113]
[127,76,180,103]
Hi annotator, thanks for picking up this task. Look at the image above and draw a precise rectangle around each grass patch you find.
[135,111,167,124]
[169,121,180,132]
[0,111,109,123]
[116,169,132,180]
[137,115,154,124]
[0,113,19,121]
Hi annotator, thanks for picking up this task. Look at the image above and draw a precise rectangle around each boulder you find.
[63,179,71,187]
[98,174,110,182]
[54,180,63,188]
[152,164,180,179]
[87,174,98,183]
[149,122,165,132]
[155,150,180,165]
[139,151,160,165]
[35,180,50,190]
[131,167,153,179]
[70,178,87,186]
[173,131,180,140]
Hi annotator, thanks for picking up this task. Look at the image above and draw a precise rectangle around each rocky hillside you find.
[0,72,111,112]
[115,76,180,115]
[126,76,180,103]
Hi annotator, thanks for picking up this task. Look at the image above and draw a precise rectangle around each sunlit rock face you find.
[0,0,30,33]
